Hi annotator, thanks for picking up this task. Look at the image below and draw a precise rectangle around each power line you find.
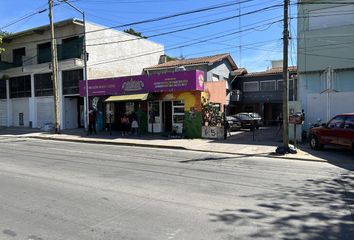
[297,1,354,5]
[87,20,283,67]
[86,4,283,47]
[3,1,281,47]
[10,16,283,57]
[82,0,258,35]
[0,3,61,31]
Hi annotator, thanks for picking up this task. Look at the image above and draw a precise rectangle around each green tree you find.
[0,30,9,54]
[166,55,177,62]
[0,35,4,54]
[123,28,147,38]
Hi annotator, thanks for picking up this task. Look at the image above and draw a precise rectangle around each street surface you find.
[0,137,353,240]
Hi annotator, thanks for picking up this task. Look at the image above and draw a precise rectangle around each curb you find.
[28,135,327,163]
[29,136,188,151]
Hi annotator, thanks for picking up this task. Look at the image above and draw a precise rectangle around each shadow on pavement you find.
[208,173,354,239]
[0,127,43,136]
[297,144,354,170]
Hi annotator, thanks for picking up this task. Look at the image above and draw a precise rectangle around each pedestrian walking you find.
[88,110,96,135]
[120,114,129,136]
[276,112,283,136]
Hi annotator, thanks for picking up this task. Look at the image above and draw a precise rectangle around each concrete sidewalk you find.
[1,127,352,162]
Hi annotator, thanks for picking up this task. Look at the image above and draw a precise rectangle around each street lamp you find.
[61,0,89,132]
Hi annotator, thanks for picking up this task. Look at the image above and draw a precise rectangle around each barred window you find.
[243,82,259,92]
[34,73,53,96]
[62,69,83,95]
[260,80,276,91]
[9,75,31,98]
[277,79,294,91]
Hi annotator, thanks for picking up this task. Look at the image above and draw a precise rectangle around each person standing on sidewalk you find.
[121,115,129,136]
[131,118,139,136]
[276,112,283,137]
[88,110,96,135]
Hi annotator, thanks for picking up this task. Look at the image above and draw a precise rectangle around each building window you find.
[260,80,276,91]
[37,42,51,64]
[173,100,185,125]
[59,36,83,60]
[243,82,259,92]
[62,69,83,95]
[0,79,6,99]
[13,47,26,65]
[9,75,31,98]
[277,79,294,91]
[309,5,354,30]
[34,73,53,97]
[173,100,185,114]
[212,74,219,82]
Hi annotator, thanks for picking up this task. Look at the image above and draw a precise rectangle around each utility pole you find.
[49,0,60,134]
[282,0,289,148]
[61,0,89,133]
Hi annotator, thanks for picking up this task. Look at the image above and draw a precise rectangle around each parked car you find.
[248,112,263,128]
[226,116,242,131]
[309,113,354,151]
[233,112,262,129]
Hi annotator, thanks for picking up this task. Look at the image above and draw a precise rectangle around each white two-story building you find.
[0,18,163,129]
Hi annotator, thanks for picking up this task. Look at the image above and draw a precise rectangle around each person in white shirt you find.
[131,118,139,136]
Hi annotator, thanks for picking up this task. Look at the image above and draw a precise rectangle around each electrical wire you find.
[2,1,281,48]
[86,4,283,47]
[0,3,61,31]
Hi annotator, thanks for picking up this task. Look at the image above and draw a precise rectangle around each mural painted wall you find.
[157,91,202,138]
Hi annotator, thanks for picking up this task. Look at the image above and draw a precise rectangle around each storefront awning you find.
[105,93,149,102]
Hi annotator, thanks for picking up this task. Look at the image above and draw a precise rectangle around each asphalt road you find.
[0,137,353,240]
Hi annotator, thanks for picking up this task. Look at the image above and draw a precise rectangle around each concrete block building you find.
[0,18,163,129]
[298,0,354,129]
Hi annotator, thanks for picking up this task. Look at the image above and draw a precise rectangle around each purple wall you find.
[80,70,205,97]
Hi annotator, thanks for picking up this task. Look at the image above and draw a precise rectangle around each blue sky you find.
[0,0,297,72]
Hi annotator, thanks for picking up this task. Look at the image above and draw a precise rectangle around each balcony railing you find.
[0,61,21,71]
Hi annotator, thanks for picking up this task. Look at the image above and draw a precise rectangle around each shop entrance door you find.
[163,101,172,132]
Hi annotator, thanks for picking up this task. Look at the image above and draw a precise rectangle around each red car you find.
[309,113,354,151]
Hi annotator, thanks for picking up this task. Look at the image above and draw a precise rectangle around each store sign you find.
[80,70,205,96]
[122,79,144,92]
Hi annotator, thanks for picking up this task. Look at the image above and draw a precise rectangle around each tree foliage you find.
[0,30,10,54]
[0,34,4,54]
[166,55,177,62]
[123,28,147,38]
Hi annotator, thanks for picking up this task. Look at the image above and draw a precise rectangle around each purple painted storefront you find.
[79,70,205,138]
[80,70,205,96]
